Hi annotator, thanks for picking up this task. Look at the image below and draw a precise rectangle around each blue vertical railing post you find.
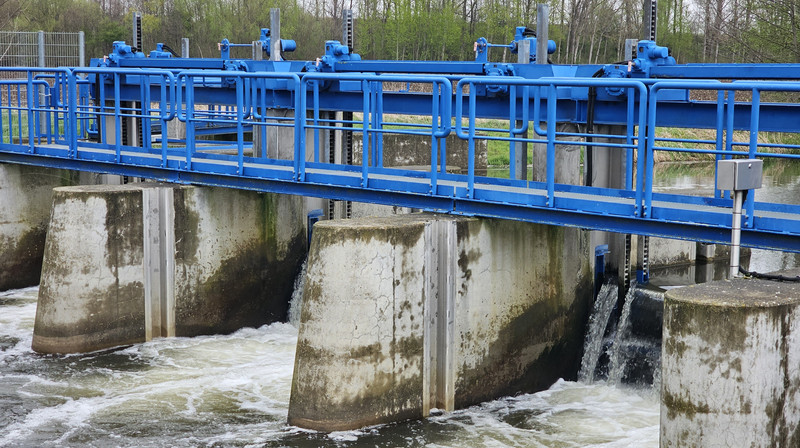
[160,80,168,167]
[236,78,245,174]
[296,75,307,182]
[185,76,195,170]
[98,74,107,146]
[376,82,384,168]
[76,78,84,142]
[634,82,647,217]
[467,86,476,198]
[361,79,370,187]
[625,89,635,190]
[3,85,9,144]
[313,81,320,163]
[26,71,35,153]
[260,81,267,160]
[113,73,122,162]
[546,84,556,206]
[723,90,735,200]
[644,86,658,218]
[142,74,152,153]
[713,90,725,197]
[0,84,5,144]
[16,84,22,143]
[430,81,439,194]
[440,83,448,175]
[67,70,78,157]
[509,85,517,178]
[745,88,760,228]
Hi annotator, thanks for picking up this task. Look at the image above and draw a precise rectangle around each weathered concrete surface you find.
[289,215,431,430]
[33,185,148,353]
[173,186,306,336]
[32,184,306,353]
[353,134,487,174]
[288,214,592,431]
[661,271,800,448]
[532,122,582,185]
[0,165,78,291]
[451,219,592,407]
[649,237,696,267]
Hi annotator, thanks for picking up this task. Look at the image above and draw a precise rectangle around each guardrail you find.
[0,67,798,250]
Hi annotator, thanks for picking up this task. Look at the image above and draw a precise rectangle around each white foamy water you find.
[0,286,659,447]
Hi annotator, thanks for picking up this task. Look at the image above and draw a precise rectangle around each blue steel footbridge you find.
[1,31,800,252]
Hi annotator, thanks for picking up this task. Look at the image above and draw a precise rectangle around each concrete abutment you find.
[661,272,800,447]
[32,184,306,354]
[0,164,80,291]
[288,214,593,431]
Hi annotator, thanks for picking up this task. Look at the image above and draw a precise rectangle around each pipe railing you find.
[0,69,798,248]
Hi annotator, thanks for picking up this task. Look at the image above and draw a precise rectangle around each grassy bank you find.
[362,115,800,167]
[483,126,800,167]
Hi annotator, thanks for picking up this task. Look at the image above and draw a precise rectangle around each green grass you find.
[373,115,800,166]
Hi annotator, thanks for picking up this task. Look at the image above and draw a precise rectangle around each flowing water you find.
[577,282,618,383]
[0,284,660,447]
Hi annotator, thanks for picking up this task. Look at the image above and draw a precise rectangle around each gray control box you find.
[717,159,763,191]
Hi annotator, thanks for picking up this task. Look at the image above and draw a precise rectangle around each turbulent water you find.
[0,286,660,447]
[9,160,800,446]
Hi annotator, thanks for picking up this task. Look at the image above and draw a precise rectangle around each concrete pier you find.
[661,271,800,447]
[288,214,592,431]
[32,184,306,353]
[0,165,78,291]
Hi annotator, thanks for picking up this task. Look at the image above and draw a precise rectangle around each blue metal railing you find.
[647,81,800,235]
[0,67,799,251]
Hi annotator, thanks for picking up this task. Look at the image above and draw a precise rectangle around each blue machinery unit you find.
[2,18,800,253]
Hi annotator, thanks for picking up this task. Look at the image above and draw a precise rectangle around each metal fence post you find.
[536,4,549,65]
[78,31,85,67]
[37,30,45,67]
[270,9,281,62]
[181,38,189,58]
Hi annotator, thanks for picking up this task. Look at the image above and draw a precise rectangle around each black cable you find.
[585,67,604,187]
[739,266,800,282]
[160,44,180,57]
[584,62,630,186]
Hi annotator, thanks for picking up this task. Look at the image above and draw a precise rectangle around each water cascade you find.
[580,282,665,387]
[578,281,618,383]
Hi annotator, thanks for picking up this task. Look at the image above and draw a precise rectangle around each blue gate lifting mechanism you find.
[1,16,800,256]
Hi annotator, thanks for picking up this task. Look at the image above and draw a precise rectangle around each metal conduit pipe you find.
[730,189,744,278]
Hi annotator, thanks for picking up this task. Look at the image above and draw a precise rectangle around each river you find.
[0,286,660,447]
[1,160,798,447]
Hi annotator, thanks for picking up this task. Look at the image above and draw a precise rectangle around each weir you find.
[0,2,800,444]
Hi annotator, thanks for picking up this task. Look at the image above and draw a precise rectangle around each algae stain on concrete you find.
[173,188,201,265]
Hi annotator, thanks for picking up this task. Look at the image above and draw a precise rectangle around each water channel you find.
[1,160,798,447]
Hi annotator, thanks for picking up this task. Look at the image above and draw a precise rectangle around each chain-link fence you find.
[0,31,85,69]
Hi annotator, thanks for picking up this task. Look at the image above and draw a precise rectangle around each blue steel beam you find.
[0,149,797,253]
[96,69,800,131]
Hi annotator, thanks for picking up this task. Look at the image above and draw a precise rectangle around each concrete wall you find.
[288,214,592,431]
[352,134,487,174]
[172,186,306,336]
[0,165,79,291]
[32,184,306,353]
[661,271,800,447]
